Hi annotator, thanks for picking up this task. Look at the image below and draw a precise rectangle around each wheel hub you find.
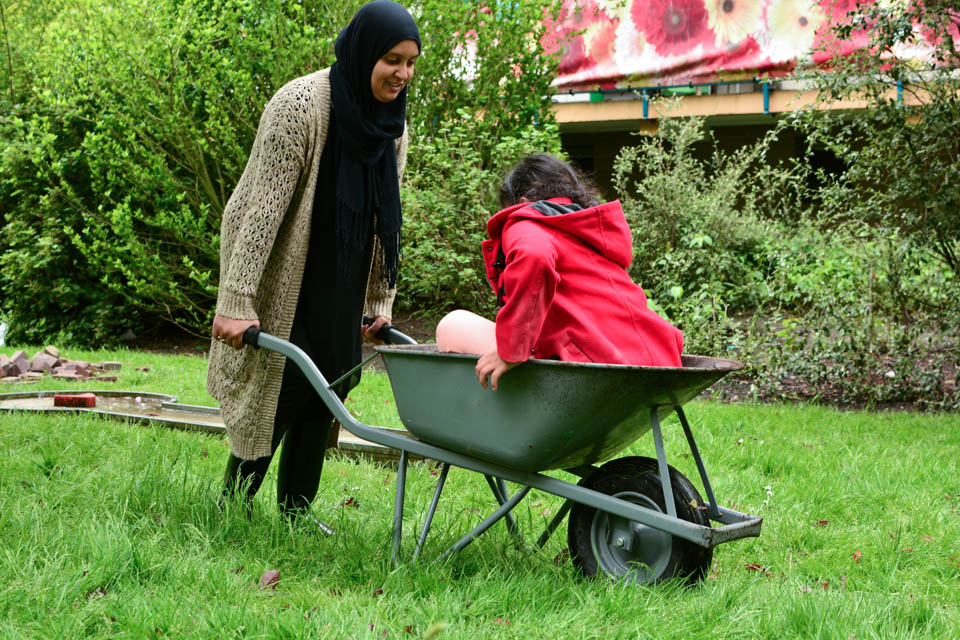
[590,490,673,583]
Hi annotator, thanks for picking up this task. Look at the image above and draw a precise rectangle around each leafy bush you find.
[399,119,562,316]
[0,0,561,344]
[794,0,960,271]
[397,0,561,317]
[752,223,959,409]
[752,0,960,407]
[610,111,807,354]
[1,0,342,344]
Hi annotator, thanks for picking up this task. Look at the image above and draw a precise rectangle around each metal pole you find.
[535,500,572,549]
[649,408,677,518]
[413,463,450,560]
[439,486,532,561]
[391,450,408,566]
[675,406,721,520]
[485,475,520,541]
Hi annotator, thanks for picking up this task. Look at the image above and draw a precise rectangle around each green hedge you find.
[0,0,560,344]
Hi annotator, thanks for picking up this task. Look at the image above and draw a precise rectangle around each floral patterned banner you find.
[542,0,952,91]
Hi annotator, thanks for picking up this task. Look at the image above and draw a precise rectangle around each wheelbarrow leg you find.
[413,462,451,561]
[649,408,677,519]
[438,486,532,561]
[392,450,409,567]
[675,406,721,520]
[535,500,573,549]
[485,475,522,544]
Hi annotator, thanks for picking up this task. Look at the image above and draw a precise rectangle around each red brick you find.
[54,393,97,408]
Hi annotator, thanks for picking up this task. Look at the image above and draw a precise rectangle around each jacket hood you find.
[486,197,634,268]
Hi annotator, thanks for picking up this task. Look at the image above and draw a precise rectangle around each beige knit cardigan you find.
[207,68,408,460]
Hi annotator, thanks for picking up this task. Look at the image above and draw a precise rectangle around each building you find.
[543,0,938,197]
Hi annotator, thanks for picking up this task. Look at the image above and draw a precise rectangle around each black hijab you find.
[329,0,420,288]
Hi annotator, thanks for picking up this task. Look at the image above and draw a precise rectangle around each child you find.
[436,154,684,390]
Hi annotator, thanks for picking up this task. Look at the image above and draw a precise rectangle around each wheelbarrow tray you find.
[375,345,742,473]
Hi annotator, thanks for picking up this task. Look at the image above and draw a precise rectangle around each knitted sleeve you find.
[216,87,308,320]
[364,124,409,319]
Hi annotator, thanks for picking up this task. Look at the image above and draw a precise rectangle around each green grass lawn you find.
[0,347,958,639]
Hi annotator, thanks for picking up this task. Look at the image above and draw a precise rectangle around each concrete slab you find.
[0,390,408,463]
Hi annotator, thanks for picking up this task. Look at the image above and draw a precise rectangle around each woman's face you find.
[370,39,419,103]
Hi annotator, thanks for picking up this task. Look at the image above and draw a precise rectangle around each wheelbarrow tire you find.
[568,456,713,585]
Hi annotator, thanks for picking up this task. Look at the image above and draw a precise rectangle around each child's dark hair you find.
[499,154,600,209]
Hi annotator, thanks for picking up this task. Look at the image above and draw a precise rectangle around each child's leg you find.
[436,309,497,354]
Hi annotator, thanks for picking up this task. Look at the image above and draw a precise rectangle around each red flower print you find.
[633,0,711,56]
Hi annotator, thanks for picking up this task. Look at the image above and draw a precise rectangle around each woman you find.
[207,0,420,528]
[436,154,684,391]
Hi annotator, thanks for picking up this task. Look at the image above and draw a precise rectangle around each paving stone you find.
[92,375,118,382]
[51,371,84,380]
[21,372,44,379]
[43,346,60,359]
[30,353,58,373]
[102,361,122,371]
[1,376,21,384]
[60,362,91,377]
[10,350,26,365]
[60,360,91,370]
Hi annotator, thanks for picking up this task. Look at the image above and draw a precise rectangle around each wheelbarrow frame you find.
[243,327,762,571]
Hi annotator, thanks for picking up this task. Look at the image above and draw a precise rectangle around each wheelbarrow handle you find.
[242,319,416,349]
[242,326,262,347]
[362,316,417,345]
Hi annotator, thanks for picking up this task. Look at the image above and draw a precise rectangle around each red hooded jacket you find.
[482,198,683,367]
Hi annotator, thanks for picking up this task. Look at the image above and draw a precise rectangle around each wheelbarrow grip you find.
[362,316,417,345]
[242,326,262,348]
[243,320,415,349]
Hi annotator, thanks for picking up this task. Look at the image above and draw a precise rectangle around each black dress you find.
[268,114,375,509]
[280,113,374,408]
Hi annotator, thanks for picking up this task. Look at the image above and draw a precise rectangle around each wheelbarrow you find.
[242,324,761,585]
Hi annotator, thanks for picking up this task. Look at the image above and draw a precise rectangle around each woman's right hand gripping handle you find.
[212,314,261,350]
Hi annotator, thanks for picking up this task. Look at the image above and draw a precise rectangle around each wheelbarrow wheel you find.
[568,456,713,585]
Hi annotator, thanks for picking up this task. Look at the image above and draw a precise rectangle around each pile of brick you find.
[0,346,122,384]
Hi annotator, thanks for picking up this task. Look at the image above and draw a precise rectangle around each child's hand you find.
[476,351,518,390]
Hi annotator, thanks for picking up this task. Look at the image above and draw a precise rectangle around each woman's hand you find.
[476,350,518,391]
[212,315,260,350]
[361,315,391,344]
